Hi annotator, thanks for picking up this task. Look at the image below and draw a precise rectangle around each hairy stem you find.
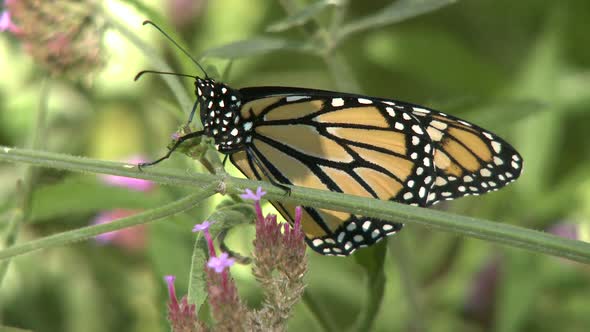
[0,186,216,261]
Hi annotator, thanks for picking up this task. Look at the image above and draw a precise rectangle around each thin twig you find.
[0,187,216,261]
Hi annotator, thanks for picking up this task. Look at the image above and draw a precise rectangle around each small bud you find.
[164,275,206,332]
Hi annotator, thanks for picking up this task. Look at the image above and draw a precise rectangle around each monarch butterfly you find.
[138,21,523,256]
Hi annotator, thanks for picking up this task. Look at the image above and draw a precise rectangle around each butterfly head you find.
[195,78,250,153]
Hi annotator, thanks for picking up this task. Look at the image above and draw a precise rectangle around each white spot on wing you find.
[412,125,424,135]
[331,98,345,107]
[413,107,430,113]
[358,98,372,104]
[286,96,310,102]
[480,169,492,177]
[386,107,395,117]
[491,141,502,153]
[511,161,520,169]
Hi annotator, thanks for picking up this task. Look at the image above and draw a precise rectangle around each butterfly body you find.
[186,78,523,256]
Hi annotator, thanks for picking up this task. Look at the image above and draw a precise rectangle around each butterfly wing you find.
[407,106,523,205]
[230,89,436,255]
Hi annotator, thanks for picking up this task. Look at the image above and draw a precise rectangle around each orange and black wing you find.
[408,106,523,205]
[230,92,436,256]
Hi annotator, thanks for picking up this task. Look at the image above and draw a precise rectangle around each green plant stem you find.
[0,187,216,261]
[1,147,590,264]
[390,237,427,332]
[0,78,50,287]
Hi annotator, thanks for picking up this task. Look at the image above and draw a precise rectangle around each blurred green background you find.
[1,0,590,331]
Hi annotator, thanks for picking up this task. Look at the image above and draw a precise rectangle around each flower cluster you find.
[4,0,104,78]
[164,187,308,332]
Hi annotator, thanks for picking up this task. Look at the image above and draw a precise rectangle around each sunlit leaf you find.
[337,0,457,42]
[200,38,314,59]
[266,0,337,33]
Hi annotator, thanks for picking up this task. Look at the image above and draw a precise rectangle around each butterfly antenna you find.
[134,70,197,81]
[142,20,209,78]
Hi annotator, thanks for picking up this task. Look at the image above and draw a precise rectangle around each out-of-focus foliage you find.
[0,0,589,331]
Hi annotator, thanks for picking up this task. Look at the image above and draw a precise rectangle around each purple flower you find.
[92,209,147,251]
[100,156,155,192]
[171,132,181,140]
[193,221,216,257]
[192,220,213,233]
[240,187,266,201]
[0,10,21,34]
[241,187,266,222]
[207,252,235,273]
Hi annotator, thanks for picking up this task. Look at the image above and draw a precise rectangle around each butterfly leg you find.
[138,130,204,169]
[184,99,199,129]
[246,148,292,195]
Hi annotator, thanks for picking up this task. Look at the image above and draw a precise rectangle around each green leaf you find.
[337,0,457,42]
[200,38,314,59]
[266,0,336,33]
[187,232,209,310]
[353,241,387,331]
